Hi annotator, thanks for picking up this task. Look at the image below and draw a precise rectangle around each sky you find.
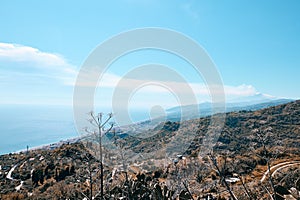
[1,0,300,109]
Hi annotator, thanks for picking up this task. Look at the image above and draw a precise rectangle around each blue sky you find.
[1,0,300,108]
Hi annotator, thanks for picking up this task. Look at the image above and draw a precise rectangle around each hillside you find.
[0,100,299,199]
[165,97,293,121]
[123,100,299,158]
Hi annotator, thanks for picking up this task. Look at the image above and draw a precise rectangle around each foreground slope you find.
[0,100,299,199]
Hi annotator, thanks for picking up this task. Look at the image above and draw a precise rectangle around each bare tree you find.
[227,160,255,199]
[208,153,238,200]
[76,153,97,200]
[253,128,277,200]
[111,130,131,199]
[85,112,114,199]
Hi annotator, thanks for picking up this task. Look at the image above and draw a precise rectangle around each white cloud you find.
[224,84,257,96]
[99,73,257,96]
[0,42,263,106]
[0,42,77,85]
[0,43,67,66]
[87,72,260,105]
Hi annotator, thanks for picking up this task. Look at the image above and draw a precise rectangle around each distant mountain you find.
[165,94,294,121]
[119,95,295,139]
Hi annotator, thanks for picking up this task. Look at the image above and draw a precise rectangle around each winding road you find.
[260,161,300,183]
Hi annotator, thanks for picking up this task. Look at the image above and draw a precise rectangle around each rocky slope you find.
[0,100,299,199]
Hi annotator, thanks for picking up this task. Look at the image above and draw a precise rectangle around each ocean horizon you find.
[0,104,151,155]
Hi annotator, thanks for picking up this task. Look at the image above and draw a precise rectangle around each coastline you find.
[3,137,81,156]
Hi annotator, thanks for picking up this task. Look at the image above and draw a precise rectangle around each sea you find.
[0,104,150,155]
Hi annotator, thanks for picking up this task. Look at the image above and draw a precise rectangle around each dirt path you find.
[6,164,18,180]
[6,158,36,192]
[260,161,300,183]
